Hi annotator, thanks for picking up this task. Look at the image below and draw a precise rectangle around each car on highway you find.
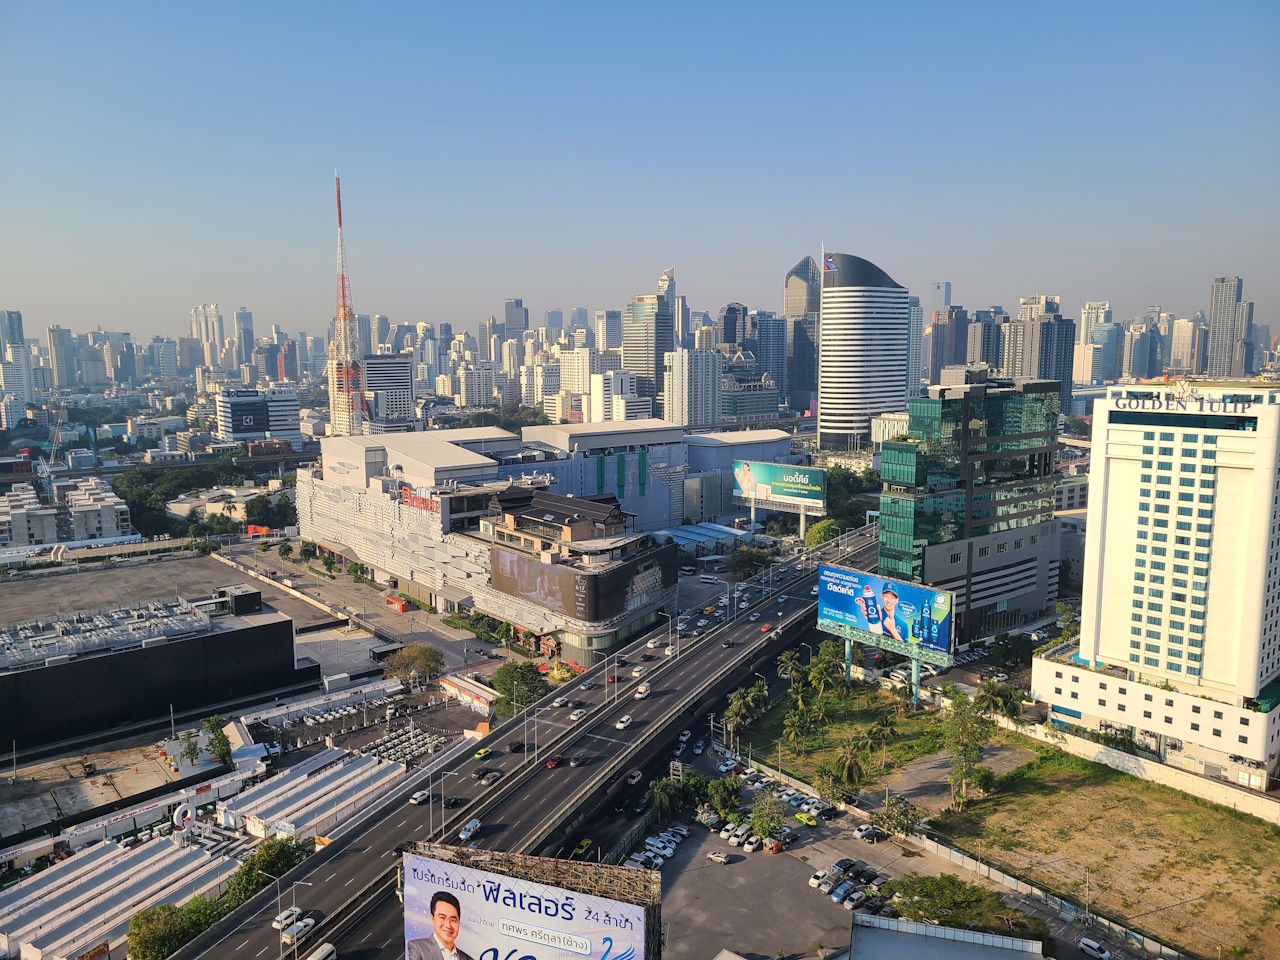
[459,818,481,841]
[409,790,433,805]
[692,739,705,754]
[272,905,303,929]
[679,729,692,742]
[760,623,771,632]
[795,812,818,827]
[508,739,525,752]
[616,656,628,666]
[443,796,465,808]
[749,613,760,622]
[581,680,599,690]
[574,838,593,855]
[570,751,588,767]
[552,696,569,708]
[473,748,492,761]
[672,743,686,758]
[811,585,819,596]
[626,768,644,785]
[696,618,709,627]
[721,639,734,648]
[569,709,587,721]
[706,849,730,864]
[546,754,564,768]
[480,769,503,786]
[472,766,494,779]
[615,715,633,730]
[640,653,656,661]
[632,665,647,679]
[647,637,664,648]
[281,917,316,945]
[778,595,789,602]
[607,674,618,683]
[574,699,589,708]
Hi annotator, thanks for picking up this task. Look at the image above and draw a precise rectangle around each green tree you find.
[384,644,446,685]
[680,769,710,807]
[127,903,195,960]
[244,494,273,527]
[807,661,833,699]
[707,776,741,818]
[870,794,922,837]
[749,791,788,842]
[777,649,802,686]
[872,712,899,767]
[973,679,1022,723]
[783,709,808,756]
[940,686,994,812]
[724,546,774,577]
[178,729,201,768]
[321,555,336,574]
[804,518,840,548]
[298,541,318,562]
[490,660,552,719]
[881,872,1051,950]
[205,728,233,766]
[832,733,865,790]
[277,541,293,562]
[1056,601,1078,636]
[645,777,681,823]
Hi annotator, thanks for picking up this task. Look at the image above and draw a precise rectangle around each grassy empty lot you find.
[934,747,1280,959]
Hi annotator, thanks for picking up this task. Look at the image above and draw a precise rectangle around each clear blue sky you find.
[1,2,1276,340]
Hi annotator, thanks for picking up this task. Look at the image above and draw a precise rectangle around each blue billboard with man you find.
[817,564,953,660]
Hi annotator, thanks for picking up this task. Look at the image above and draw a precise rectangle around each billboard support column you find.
[911,657,920,705]
[845,636,852,683]
[799,509,807,538]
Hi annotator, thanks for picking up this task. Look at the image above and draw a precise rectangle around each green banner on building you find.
[732,460,826,513]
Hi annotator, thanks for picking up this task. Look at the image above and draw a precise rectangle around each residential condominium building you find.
[879,370,1060,641]
[1032,381,1280,792]
[662,349,724,429]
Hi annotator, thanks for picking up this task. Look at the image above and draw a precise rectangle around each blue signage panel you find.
[818,564,953,656]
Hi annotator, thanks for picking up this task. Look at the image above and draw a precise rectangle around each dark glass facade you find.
[879,381,1059,585]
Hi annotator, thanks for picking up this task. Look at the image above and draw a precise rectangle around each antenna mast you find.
[327,175,363,435]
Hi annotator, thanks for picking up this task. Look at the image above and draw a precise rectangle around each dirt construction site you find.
[939,748,1280,959]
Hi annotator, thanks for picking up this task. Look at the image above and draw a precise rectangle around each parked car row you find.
[812,859,896,913]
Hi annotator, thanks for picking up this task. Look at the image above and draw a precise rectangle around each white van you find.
[303,946,338,960]
[632,665,647,679]
[634,683,651,700]
[459,818,481,841]
[700,574,718,584]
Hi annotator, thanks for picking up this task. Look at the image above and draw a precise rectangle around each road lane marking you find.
[236,941,248,951]
[346,876,356,885]
[324,871,337,882]
[257,948,270,957]
[395,819,406,828]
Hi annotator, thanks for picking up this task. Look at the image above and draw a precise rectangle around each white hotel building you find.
[1031,382,1280,790]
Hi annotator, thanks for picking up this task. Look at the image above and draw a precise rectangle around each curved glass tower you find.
[817,253,909,450]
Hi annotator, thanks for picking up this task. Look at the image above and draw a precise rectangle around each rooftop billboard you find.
[817,564,953,661]
[404,852,647,960]
[489,544,676,623]
[732,460,825,513]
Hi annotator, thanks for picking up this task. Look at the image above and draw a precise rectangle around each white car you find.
[853,823,875,840]
[409,790,431,805]
[809,870,828,888]
[458,818,482,841]
[678,729,691,742]
[743,835,763,853]
[749,613,761,622]
[717,760,738,774]
[552,696,569,708]
[647,637,662,648]
[280,917,315,945]
[272,906,302,930]
[658,830,683,844]
[719,823,736,839]
[645,838,675,858]
[615,715,633,730]
[569,709,587,721]
[810,585,819,596]
[667,824,689,837]
[626,768,644,785]
[1077,938,1112,960]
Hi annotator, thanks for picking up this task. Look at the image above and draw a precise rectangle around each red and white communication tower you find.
[327,175,363,436]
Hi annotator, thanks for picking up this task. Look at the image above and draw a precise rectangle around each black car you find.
[722,639,734,648]
[640,653,656,662]
[394,841,412,855]
[832,858,855,874]
[443,796,465,809]
[570,750,588,767]
[857,867,880,885]
[472,766,492,779]
[574,699,589,709]
[632,798,649,817]
[508,739,525,753]
[616,656,628,666]
[818,806,839,821]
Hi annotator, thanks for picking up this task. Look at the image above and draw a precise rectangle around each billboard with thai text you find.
[404,853,646,960]
[732,460,825,513]
[817,564,953,656]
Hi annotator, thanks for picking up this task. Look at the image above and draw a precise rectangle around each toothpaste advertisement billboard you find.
[817,564,953,656]
[732,460,825,512]
[404,853,646,960]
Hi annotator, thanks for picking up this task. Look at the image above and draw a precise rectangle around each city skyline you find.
[1,4,1275,337]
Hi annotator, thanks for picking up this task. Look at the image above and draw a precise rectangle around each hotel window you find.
[1167,663,1182,672]
[1239,735,1248,744]
[1140,473,1152,483]
[1143,710,1152,719]
[1214,710,1223,719]
[1165,716,1173,724]
[1130,654,1141,663]
[1099,699,1106,707]
[1187,667,1201,677]
[1130,639,1141,648]
[1160,432,1174,441]
[1183,434,1198,442]
[1191,722,1200,731]
[1213,728,1222,737]
[1181,463,1197,473]
[1143,431,1154,440]
[1118,703,1127,711]
[1192,705,1201,714]
[1142,460,1152,468]
[1181,477,1196,487]
[1144,693,1153,701]
[1119,686,1127,694]
[1182,449,1197,458]
[1165,699,1174,707]
[1142,446,1154,455]
[1241,717,1250,726]
[1145,643,1160,653]
[1159,446,1174,456]
[1054,687,1062,695]
[1071,691,1078,700]
[1203,451,1216,460]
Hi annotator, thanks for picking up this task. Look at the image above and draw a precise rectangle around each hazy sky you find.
[2,3,1276,341]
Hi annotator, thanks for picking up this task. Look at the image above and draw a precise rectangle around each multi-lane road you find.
[196,530,878,960]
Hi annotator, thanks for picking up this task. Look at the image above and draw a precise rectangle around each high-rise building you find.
[657,266,676,304]
[362,354,416,426]
[1169,318,1206,374]
[622,294,674,418]
[1079,301,1112,345]
[1122,325,1157,380]
[0,311,24,354]
[1017,295,1061,321]
[47,325,76,388]
[663,349,724,428]
[1090,321,1124,381]
[926,306,970,385]
[907,297,924,397]
[817,253,909,450]
[233,308,254,367]
[930,282,952,317]
[1207,276,1250,379]
[787,314,818,414]
[784,256,821,321]
[189,304,224,349]
[504,299,529,338]
[718,303,747,346]
[879,370,1059,640]
[593,310,622,351]
[544,309,564,339]
[1038,382,1280,790]
[754,311,787,404]
[966,316,1003,369]
[1072,342,1102,385]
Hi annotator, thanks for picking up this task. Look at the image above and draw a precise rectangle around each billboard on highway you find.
[404,852,647,960]
[817,564,953,658]
[732,460,825,513]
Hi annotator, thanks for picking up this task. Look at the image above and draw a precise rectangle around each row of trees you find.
[127,837,310,960]
[174,717,234,769]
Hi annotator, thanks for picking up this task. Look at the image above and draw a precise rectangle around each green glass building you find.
[879,370,1061,641]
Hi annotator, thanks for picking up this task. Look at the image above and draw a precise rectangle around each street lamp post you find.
[435,770,462,840]
[261,870,283,958]
[801,642,814,665]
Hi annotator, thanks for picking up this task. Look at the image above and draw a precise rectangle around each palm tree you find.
[810,697,830,745]
[808,662,832,700]
[892,682,913,717]
[783,710,807,756]
[790,675,809,712]
[646,778,679,823]
[873,713,899,767]
[833,734,865,789]
[974,679,1021,722]
[747,679,770,718]
[858,726,879,770]
[778,650,802,687]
